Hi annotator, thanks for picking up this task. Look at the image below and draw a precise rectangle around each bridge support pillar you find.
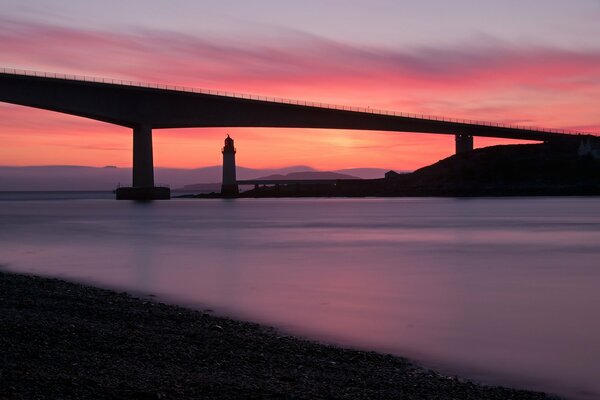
[115,124,170,200]
[133,123,154,188]
[455,134,473,154]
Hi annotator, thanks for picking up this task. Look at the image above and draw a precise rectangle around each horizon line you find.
[0,164,401,171]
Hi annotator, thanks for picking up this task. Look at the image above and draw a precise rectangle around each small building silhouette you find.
[221,134,239,195]
[384,170,400,180]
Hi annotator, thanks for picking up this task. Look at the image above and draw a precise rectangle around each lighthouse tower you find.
[221,134,239,195]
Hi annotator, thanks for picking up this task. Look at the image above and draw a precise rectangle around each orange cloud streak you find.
[0,18,598,170]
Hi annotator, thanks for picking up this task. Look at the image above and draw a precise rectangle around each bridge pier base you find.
[455,134,474,154]
[133,123,154,188]
[115,124,170,200]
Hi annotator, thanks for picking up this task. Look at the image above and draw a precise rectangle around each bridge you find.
[0,68,594,199]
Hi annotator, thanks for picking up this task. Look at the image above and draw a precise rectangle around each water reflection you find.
[1,197,600,399]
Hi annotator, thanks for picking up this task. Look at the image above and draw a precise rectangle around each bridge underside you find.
[0,71,584,199]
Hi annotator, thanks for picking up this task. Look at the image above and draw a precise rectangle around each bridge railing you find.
[1,67,595,137]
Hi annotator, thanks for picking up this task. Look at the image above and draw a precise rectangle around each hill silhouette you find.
[241,142,600,197]
[0,165,387,191]
[179,171,362,192]
[0,165,312,191]
[253,171,359,180]
[399,142,600,195]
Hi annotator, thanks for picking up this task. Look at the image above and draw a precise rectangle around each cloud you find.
[2,16,599,92]
[0,16,599,169]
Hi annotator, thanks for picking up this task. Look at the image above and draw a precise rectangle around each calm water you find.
[1,194,599,399]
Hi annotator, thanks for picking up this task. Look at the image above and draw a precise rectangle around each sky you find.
[1,0,599,170]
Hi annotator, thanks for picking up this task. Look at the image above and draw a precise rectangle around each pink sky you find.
[1,1,599,170]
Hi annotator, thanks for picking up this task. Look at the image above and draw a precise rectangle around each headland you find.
[182,141,600,198]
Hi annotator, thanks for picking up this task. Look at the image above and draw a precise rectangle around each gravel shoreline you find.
[0,271,559,399]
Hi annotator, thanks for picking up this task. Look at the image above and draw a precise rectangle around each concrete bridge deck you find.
[0,68,595,199]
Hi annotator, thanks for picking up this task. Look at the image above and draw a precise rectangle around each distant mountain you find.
[179,171,362,192]
[333,168,393,179]
[0,165,133,191]
[0,165,314,191]
[0,165,393,191]
[252,171,359,180]
[240,143,600,197]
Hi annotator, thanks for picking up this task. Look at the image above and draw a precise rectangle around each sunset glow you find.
[1,1,599,170]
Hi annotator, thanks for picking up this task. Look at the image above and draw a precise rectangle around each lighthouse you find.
[221,134,239,195]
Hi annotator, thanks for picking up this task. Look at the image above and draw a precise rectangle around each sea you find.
[1,192,599,399]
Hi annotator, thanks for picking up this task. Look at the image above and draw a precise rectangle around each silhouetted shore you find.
[0,271,557,399]
[182,142,600,199]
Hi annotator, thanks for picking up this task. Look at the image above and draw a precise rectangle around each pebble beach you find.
[0,271,559,399]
